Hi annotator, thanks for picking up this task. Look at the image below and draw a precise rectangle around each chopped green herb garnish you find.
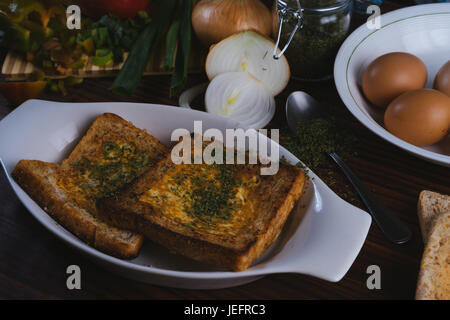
[173,164,244,226]
[70,141,149,199]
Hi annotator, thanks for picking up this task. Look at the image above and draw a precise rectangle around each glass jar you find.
[273,0,353,81]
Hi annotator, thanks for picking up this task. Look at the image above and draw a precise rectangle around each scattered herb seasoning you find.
[282,117,361,206]
[287,117,358,167]
[278,0,352,80]
[70,141,149,199]
[179,164,242,226]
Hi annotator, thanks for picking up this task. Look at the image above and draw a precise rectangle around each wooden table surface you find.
[1,1,449,300]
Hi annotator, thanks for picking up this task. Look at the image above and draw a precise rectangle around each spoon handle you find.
[328,152,412,244]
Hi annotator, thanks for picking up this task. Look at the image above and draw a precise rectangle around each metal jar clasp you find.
[273,0,303,60]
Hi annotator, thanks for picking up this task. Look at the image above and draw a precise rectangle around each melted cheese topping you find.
[140,164,260,236]
[60,140,149,199]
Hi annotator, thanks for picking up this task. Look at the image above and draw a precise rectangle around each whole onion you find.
[192,0,272,46]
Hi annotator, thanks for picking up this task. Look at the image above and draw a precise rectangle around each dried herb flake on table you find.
[282,117,362,207]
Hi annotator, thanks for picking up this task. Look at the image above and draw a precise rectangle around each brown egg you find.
[384,89,450,146]
[362,52,428,108]
[434,60,450,97]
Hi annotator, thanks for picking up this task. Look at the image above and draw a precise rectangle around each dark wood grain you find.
[0,1,448,299]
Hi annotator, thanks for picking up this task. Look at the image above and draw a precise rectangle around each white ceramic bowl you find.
[0,100,371,289]
[334,3,450,167]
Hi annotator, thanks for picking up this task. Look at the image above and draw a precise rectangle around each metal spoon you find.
[286,91,412,245]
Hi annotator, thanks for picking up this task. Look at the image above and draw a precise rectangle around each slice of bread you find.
[60,113,168,200]
[12,160,144,259]
[416,190,450,300]
[415,211,450,300]
[98,139,306,271]
[417,190,450,242]
[12,113,168,259]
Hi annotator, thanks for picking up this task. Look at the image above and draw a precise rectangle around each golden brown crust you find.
[98,141,306,271]
[12,160,144,259]
[11,111,170,260]
[61,113,167,169]
[94,226,144,259]
[235,169,306,271]
[417,190,450,242]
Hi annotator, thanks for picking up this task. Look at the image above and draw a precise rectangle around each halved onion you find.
[205,31,290,96]
[205,71,275,129]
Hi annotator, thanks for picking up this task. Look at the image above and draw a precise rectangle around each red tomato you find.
[63,0,151,19]
[105,0,151,19]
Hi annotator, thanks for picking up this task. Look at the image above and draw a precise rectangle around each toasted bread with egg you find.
[12,160,144,259]
[98,139,306,271]
[59,113,168,200]
[12,113,168,259]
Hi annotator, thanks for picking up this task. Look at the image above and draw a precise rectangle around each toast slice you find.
[415,211,450,300]
[417,190,450,242]
[98,139,306,271]
[12,113,168,259]
[12,160,144,259]
[60,113,168,200]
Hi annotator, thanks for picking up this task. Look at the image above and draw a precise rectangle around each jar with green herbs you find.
[273,0,353,80]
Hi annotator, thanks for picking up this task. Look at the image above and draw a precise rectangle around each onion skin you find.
[192,0,272,47]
